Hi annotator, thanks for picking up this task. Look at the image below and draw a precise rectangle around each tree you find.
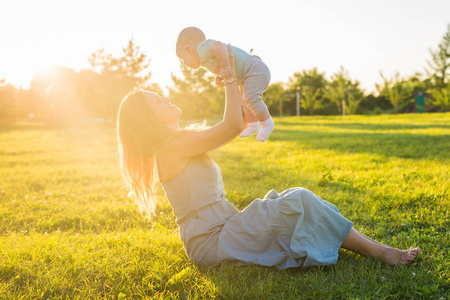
[29,66,80,123]
[376,72,414,113]
[326,69,346,114]
[168,63,224,120]
[288,68,327,115]
[375,72,437,113]
[326,66,364,115]
[300,88,322,115]
[358,93,392,114]
[431,85,450,112]
[75,68,107,118]
[346,94,361,115]
[264,83,288,117]
[427,24,450,88]
[0,79,20,122]
[23,38,156,124]
[88,38,153,119]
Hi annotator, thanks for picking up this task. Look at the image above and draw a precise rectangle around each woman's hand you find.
[215,76,225,87]
[219,65,233,79]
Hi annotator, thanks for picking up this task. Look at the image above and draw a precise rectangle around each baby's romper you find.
[197,39,271,117]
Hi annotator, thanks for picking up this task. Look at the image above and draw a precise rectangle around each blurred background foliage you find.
[0,25,449,124]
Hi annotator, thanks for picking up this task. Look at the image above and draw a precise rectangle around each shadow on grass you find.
[199,250,449,299]
[0,123,55,132]
[0,123,115,135]
[271,129,450,161]
[278,121,450,131]
[218,142,374,210]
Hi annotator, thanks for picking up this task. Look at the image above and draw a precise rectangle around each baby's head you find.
[176,27,206,69]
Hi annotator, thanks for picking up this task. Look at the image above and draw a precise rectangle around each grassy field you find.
[0,113,449,299]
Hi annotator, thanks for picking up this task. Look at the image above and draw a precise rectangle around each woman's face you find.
[143,91,181,127]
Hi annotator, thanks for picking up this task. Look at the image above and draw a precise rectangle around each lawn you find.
[0,113,449,299]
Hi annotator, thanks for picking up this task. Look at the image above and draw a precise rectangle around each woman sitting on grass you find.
[116,46,420,270]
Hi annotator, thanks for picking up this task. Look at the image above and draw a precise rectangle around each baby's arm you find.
[208,41,233,79]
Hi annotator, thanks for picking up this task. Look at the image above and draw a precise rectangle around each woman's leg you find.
[341,228,420,265]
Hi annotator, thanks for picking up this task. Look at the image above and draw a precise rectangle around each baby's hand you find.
[220,65,233,79]
[215,76,225,87]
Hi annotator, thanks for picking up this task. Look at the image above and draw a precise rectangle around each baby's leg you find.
[239,107,275,142]
[239,110,260,138]
[255,109,274,142]
[239,93,259,138]
[241,58,274,142]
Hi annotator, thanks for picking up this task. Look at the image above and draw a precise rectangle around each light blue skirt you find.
[178,187,353,270]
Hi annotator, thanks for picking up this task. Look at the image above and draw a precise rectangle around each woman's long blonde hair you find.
[117,90,208,218]
[117,90,174,218]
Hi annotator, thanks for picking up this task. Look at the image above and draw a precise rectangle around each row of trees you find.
[0,40,163,124]
[261,24,450,117]
[1,25,449,123]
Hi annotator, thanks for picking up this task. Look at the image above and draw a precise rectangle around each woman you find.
[116,46,420,269]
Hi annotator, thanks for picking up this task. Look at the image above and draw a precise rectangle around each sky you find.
[1,0,449,94]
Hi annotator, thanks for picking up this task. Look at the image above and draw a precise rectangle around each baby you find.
[176,27,274,142]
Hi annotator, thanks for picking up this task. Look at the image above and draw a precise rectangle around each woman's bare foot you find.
[381,247,421,266]
[341,228,420,266]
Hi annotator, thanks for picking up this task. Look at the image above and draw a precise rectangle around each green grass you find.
[0,113,449,299]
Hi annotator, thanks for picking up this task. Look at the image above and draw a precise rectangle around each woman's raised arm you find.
[166,45,244,158]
